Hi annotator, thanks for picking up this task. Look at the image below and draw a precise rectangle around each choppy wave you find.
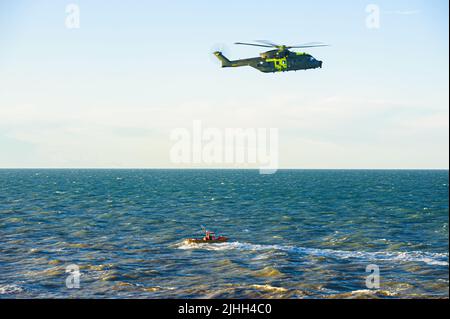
[1,169,448,298]
[177,241,449,266]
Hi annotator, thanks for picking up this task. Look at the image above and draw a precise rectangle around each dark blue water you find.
[0,169,448,298]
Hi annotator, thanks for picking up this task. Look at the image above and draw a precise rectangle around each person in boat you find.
[203,230,215,241]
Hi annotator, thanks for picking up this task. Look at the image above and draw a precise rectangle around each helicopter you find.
[213,40,328,73]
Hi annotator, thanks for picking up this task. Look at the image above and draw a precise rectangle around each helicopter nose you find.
[319,61,323,68]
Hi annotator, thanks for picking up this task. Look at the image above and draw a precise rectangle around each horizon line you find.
[0,167,448,170]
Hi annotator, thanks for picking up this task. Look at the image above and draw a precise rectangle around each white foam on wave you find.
[176,241,449,266]
[0,284,24,295]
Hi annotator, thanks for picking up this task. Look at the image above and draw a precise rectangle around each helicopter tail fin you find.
[213,51,232,67]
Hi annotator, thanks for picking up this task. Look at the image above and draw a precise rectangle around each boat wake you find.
[176,241,449,266]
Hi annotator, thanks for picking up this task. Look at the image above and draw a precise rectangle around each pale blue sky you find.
[0,0,448,168]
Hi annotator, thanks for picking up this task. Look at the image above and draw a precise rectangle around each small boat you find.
[185,228,228,244]
[185,236,228,244]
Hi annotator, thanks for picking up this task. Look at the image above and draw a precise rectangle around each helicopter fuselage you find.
[214,49,323,73]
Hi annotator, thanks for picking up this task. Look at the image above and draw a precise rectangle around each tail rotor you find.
[209,43,231,66]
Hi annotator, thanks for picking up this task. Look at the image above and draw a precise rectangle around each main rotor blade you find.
[254,40,280,47]
[287,42,329,49]
[296,42,327,46]
[234,42,274,48]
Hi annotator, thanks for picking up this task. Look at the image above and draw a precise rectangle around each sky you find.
[0,0,448,168]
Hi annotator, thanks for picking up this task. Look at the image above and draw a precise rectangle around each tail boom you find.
[213,51,259,68]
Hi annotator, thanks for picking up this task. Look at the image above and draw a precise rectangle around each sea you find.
[0,169,448,298]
